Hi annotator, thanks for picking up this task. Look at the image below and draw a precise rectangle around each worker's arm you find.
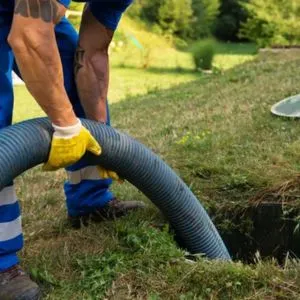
[8,0,77,126]
[8,0,101,170]
[75,6,114,123]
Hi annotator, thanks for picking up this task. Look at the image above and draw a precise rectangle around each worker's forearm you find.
[75,47,109,123]
[74,6,114,123]
[8,26,77,126]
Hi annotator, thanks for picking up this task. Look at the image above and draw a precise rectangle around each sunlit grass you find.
[13,40,257,122]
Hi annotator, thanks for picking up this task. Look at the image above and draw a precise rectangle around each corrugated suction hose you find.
[0,118,231,260]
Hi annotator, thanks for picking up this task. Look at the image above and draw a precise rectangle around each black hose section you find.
[0,118,231,260]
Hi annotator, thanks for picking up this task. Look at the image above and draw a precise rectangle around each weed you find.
[75,252,124,299]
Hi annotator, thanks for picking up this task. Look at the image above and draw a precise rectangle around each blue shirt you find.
[0,1,133,12]
[0,2,13,12]
[59,0,133,8]
[0,0,132,30]
[59,0,71,8]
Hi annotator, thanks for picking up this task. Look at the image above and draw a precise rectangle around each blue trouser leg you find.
[0,25,23,271]
[0,16,114,270]
[54,18,114,217]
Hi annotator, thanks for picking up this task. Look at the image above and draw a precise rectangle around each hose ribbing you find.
[0,118,231,260]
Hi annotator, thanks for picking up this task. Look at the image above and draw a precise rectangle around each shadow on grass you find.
[214,42,259,56]
[114,64,198,75]
[145,66,199,75]
[109,51,280,110]
[175,42,258,56]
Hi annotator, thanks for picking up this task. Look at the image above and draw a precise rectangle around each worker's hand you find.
[97,166,121,181]
[43,119,101,171]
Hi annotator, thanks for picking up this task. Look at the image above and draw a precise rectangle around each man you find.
[0,1,144,299]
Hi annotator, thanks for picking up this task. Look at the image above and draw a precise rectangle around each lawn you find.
[11,47,300,299]
[13,41,256,122]
[13,14,257,122]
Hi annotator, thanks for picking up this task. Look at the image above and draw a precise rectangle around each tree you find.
[127,0,161,23]
[158,0,193,38]
[127,0,221,40]
[191,0,221,38]
[240,0,300,47]
[215,0,249,41]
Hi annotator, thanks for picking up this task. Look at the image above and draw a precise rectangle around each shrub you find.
[191,39,216,70]
[240,0,300,47]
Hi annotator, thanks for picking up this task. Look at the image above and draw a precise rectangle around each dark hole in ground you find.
[218,202,300,263]
[173,177,300,263]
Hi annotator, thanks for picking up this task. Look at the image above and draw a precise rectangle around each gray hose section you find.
[0,118,231,260]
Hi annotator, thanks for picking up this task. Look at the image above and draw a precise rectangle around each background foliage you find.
[71,0,300,47]
[127,0,221,40]
[240,0,300,47]
[191,0,220,39]
[215,0,249,41]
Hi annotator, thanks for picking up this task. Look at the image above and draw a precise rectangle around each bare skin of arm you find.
[75,6,114,123]
[8,0,77,127]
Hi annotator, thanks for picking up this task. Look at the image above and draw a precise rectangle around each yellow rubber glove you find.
[43,120,101,171]
[97,166,121,181]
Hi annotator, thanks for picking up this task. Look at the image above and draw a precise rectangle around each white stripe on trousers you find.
[0,186,21,242]
[67,166,100,185]
[0,217,22,242]
[0,186,17,207]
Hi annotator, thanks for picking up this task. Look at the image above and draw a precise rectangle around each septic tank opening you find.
[220,202,300,263]
[217,176,300,263]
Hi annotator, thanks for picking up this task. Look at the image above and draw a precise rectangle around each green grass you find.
[10,11,298,300]
[13,86,45,122]
[12,49,300,299]
[13,38,256,122]
[13,15,256,121]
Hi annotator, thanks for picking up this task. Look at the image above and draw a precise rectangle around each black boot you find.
[69,198,146,228]
[0,265,41,300]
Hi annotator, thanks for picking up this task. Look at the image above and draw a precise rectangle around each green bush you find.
[191,39,216,70]
[240,0,300,47]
